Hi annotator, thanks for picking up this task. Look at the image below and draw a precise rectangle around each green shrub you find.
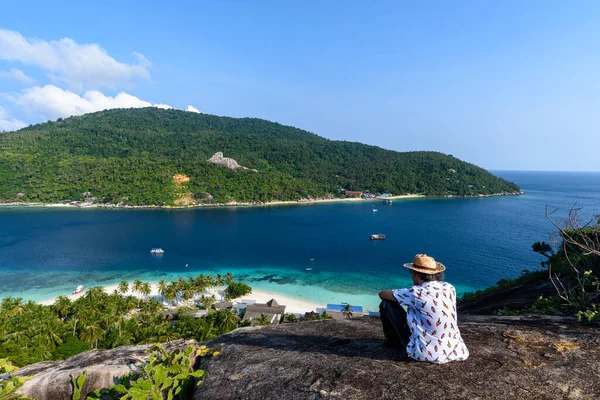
[52,337,91,361]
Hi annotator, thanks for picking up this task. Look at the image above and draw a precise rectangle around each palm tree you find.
[140,282,152,299]
[1,297,24,318]
[41,316,64,349]
[157,280,168,301]
[117,280,129,295]
[204,275,215,288]
[215,274,224,287]
[214,310,239,332]
[342,304,353,319]
[132,279,143,297]
[225,272,234,285]
[84,286,106,303]
[164,285,176,307]
[199,295,216,310]
[256,313,271,326]
[80,322,104,348]
[52,296,72,320]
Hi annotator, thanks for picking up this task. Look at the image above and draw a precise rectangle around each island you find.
[0,108,520,207]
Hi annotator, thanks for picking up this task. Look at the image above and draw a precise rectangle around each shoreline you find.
[38,282,324,315]
[0,191,523,210]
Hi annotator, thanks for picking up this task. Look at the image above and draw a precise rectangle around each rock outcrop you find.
[196,315,599,400]
[8,340,196,400]
[207,152,242,170]
[458,280,558,314]
[8,317,600,399]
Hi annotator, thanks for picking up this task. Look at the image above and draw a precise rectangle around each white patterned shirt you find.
[392,281,469,364]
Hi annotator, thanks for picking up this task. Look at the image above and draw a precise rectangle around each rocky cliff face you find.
[207,152,242,170]
[8,316,600,399]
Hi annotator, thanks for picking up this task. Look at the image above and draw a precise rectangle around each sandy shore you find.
[38,283,323,315]
[0,194,425,210]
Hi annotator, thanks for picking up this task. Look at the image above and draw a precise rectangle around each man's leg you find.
[379,300,411,349]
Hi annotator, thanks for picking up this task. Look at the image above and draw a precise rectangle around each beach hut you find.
[242,298,287,325]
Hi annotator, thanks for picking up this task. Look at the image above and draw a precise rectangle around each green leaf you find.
[77,371,86,388]
[113,384,128,393]
[153,365,166,387]
[161,377,173,390]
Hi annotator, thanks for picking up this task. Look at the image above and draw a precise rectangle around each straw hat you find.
[403,254,446,274]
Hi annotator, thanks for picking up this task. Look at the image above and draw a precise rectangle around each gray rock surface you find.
[207,152,242,170]
[10,340,196,400]
[196,315,600,400]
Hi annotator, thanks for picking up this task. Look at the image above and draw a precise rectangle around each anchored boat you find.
[72,285,84,295]
[370,234,386,240]
[150,248,165,254]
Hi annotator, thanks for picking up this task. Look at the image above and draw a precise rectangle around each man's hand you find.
[379,290,396,302]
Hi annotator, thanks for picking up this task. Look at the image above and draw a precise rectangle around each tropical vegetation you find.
[0,274,245,368]
[0,108,520,206]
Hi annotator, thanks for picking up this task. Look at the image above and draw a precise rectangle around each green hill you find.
[0,108,520,206]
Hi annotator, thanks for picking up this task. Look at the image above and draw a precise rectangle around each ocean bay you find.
[1,171,599,311]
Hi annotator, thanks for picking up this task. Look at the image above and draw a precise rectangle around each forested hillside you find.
[0,108,520,205]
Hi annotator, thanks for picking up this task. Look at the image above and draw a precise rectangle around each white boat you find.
[370,234,386,240]
[306,268,313,271]
[150,248,165,254]
[72,285,84,295]
[372,209,378,212]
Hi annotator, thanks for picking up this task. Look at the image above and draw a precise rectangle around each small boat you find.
[72,285,84,295]
[383,199,392,205]
[306,268,313,271]
[370,234,386,240]
[372,209,378,212]
[150,248,165,254]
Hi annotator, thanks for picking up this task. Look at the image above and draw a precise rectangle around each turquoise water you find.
[1,171,599,311]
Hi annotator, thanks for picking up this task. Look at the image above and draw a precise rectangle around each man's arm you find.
[379,290,396,302]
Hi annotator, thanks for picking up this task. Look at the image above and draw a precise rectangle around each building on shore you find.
[344,190,363,198]
[242,298,286,325]
[212,301,233,310]
[325,304,365,320]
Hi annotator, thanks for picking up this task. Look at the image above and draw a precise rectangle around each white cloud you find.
[0,29,150,90]
[186,105,201,113]
[0,68,35,84]
[0,105,26,132]
[15,85,171,120]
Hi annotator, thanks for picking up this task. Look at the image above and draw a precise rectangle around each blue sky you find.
[1,1,598,171]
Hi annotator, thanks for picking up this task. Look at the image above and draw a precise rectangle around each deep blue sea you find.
[1,171,599,311]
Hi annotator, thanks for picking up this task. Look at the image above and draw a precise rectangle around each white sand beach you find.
[1,194,424,210]
[39,282,323,315]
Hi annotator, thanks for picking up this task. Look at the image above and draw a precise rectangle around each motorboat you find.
[370,234,386,240]
[72,285,84,295]
[150,248,165,254]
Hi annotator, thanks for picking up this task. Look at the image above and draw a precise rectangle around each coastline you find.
[0,191,523,210]
[38,282,323,315]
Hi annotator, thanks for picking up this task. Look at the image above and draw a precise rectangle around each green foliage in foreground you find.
[85,344,214,400]
[0,359,32,400]
[0,274,246,367]
[0,108,520,205]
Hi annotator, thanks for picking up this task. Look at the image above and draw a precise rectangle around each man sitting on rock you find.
[378,254,469,364]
